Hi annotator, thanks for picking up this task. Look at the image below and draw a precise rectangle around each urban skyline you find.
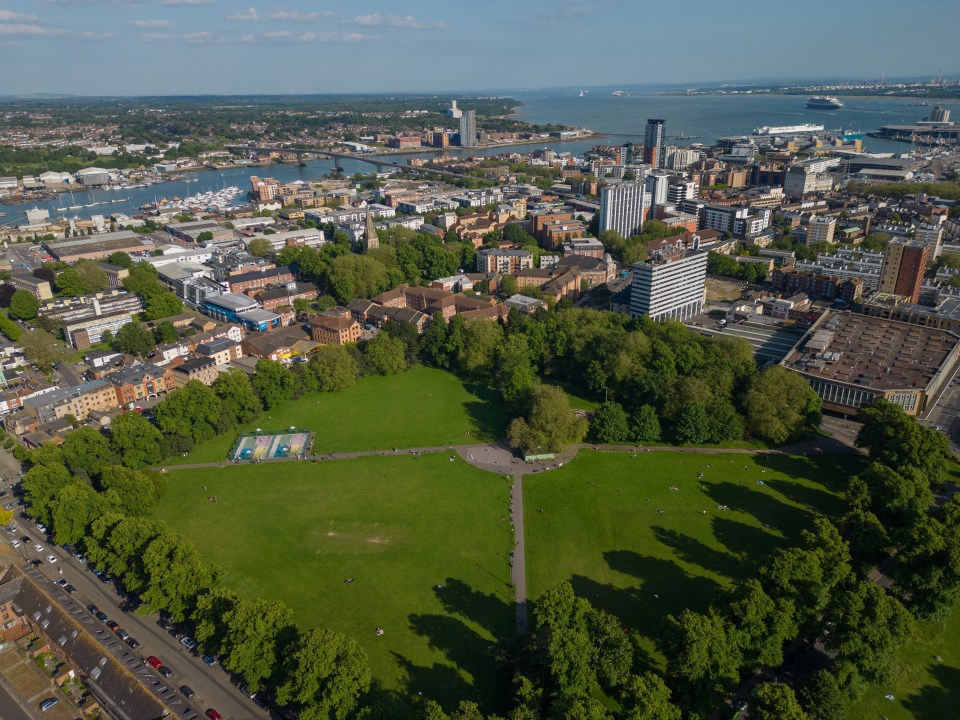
[0,0,957,96]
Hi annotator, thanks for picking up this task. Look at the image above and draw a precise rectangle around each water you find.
[3,92,955,228]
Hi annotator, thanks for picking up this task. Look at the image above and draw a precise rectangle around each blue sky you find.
[1,0,958,96]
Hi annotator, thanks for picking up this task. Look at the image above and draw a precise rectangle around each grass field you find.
[523,449,861,668]
[155,453,515,712]
[169,366,508,464]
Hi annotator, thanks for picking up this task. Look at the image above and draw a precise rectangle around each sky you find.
[0,0,958,96]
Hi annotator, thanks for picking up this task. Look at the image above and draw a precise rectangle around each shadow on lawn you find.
[402,578,513,713]
[650,526,743,580]
[711,516,786,567]
[902,662,960,719]
[754,454,862,505]
[462,381,509,441]
[703,481,817,540]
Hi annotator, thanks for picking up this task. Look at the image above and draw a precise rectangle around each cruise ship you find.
[807,95,844,109]
[752,123,825,135]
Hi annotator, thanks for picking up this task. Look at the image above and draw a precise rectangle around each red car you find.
[205,709,223,720]
[144,656,162,670]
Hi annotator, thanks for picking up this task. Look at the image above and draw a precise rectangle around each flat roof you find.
[784,311,959,392]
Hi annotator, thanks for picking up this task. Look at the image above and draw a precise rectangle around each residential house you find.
[104,364,175,407]
[170,357,219,388]
[308,315,362,345]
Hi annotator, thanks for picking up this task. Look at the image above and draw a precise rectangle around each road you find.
[0,678,32,720]
[9,521,267,720]
[510,474,527,632]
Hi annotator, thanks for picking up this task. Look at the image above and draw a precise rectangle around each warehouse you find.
[44,232,155,262]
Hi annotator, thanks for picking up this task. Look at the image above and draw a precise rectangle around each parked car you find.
[205,709,222,720]
[94,611,108,622]
[45,555,57,564]
[87,604,99,615]
[33,544,43,552]
[180,636,197,650]
[145,656,162,670]
[39,697,59,712]
[11,539,20,548]
[157,617,173,630]
[106,621,120,632]
[202,654,216,666]
[180,685,195,699]
[116,629,129,641]
[55,579,67,587]
[125,637,140,649]
[159,665,173,678]
[65,584,77,594]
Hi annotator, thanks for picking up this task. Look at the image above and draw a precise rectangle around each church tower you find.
[364,204,379,252]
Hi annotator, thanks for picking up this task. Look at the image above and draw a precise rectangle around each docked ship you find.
[752,123,825,135]
[807,95,844,109]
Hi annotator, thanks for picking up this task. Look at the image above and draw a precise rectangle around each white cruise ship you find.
[752,123,825,136]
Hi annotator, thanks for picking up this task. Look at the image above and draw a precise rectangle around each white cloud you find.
[226,6,259,20]
[0,23,58,36]
[129,19,175,29]
[260,30,376,43]
[143,30,219,43]
[80,30,115,40]
[267,9,332,22]
[0,10,41,21]
[342,13,446,30]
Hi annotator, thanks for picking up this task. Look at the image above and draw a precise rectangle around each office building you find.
[459,110,477,148]
[806,215,837,246]
[643,119,666,168]
[630,245,708,321]
[599,181,651,238]
[645,172,671,208]
[667,180,697,205]
[878,238,929,303]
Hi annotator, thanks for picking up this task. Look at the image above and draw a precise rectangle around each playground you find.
[230,430,314,461]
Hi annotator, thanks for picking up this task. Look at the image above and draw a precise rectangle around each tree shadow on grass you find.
[755,454,863,496]
[703,481,816,543]
[405,613,509,714]
[432,577,514,639]
[392,651,478,712]
[649,526,743,580]
[902,662,960,720]
[462,380,509,441]
[710,516,786,568]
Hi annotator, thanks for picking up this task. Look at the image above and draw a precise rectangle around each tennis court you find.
[229,431,314,461]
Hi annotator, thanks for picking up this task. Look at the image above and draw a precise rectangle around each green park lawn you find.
[523,449,862,669]
[155,453,515,712]
[169,366,508,464]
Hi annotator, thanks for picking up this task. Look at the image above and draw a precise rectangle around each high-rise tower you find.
[643,118,666,168]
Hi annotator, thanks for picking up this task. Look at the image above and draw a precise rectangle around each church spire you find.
[364,203,379,252]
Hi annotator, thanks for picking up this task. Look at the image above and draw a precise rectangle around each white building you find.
[629,246,708,322]
[806,215,837,246]
[645,172,671,208]
[459,110,477,148]
[599,181,651,238]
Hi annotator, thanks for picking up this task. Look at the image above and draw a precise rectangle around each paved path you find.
[510,473,527,633]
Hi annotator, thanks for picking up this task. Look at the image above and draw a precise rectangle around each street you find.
[8,521,268,720]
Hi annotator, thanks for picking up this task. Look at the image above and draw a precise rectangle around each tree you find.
[500,275,519,296]
[141,286,184,320]
[106,251,134,268]
[856,400,949,487]
[590,608,633,688]
[19,329,67,370]
[307,345,359,392]
[620,673,681,720]
[363,333,408,375]
[743,366,821,444]
[630,405,661,443]
[0,283,16,308]
[75,259,108,292]
[248,238,273,257]
[855,462,933,530]
[192,588,240,655]
[672,402,712,444]
[110,410,164,468]
[9,290,39,319]
[726,579,796,671]
[251,359,295,409]
[51,482,114,547]
[99,465,164,516]
[140,530,220,621]
[55,267,87,296]
[530,581,596,697]
[155,381,222,444]
[212,369,263,424]
[588,401,631,444]
[508,384,588,455]
[22,463,77,528]
[276,627,372,720]
[799,670,845,720]
[61,426,112,478]
[113,321,156,357]
[751,683,809,720]
[328,254,389,304]
[658,609,741,713]
[153,320,178,344]
[122,262,161,293]
[497,334,536,405]
[221,598,294,690]
[420,313,449,368]
[458,319,504,378]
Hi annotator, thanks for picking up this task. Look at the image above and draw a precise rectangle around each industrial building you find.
[44,232,155,262]
[783,311,960,416]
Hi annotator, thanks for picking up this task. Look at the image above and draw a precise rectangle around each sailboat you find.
[578,90,585,97]
[67,189,82,210]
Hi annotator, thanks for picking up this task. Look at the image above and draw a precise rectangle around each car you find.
[36,523,46,533]
[157,618,173,631]
[45,555,57,564]
[11,539,20,548]
[74,553,86,563]
[734,699,749,712]
[180,685,195,699]
[87,604,99,614]
[106,621,120,632]
[95,611,108,622]
[55,578,67,587]
[30,559,42,567]
[144,656,162,670]
[116,629,129,641]
[33,544,43,552]
[20,535,30,543]
[39,697,59,712]
[159,665,173,678]
[125,637,140,649]
[180,636,197,650]
[205,709,222,720]
[65,584,77,594]
[202,654,216,666]
[239,684,257,699]
[63,544,76,554]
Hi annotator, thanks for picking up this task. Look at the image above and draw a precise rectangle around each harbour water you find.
[2,92,955,228]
